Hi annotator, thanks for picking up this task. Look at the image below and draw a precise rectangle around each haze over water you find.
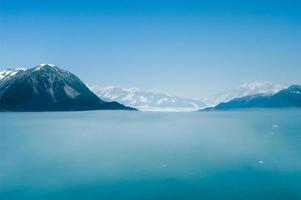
[1,110,301,199]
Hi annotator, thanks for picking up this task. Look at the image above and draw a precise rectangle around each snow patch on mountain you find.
[0,68,25,80]
[64,84,80,99]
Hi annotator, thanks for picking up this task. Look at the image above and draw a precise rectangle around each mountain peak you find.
[33,64,60,71]
[37,63,56,68]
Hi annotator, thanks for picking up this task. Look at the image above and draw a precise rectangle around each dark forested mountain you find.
[202,85,301,111]
[0,64,135,111]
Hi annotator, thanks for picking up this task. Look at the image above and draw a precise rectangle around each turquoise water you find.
[1,110,301,200]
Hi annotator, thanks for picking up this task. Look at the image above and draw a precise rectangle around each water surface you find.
[1,110,301,199]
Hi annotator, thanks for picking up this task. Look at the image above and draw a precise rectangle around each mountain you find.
[0,64,135,111]
[202,81,285,106]
[89,85,206,111]
[203,85,301,111]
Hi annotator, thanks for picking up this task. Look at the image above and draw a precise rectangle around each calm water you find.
[1,110,301,200]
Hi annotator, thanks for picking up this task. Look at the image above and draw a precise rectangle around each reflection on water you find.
[1,110,301,199]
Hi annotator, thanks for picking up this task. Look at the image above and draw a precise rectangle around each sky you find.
[0,0,300,98]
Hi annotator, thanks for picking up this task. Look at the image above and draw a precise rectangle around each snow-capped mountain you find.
[89,85,206,111]
[202,81,285,106]
[0,64,134,111]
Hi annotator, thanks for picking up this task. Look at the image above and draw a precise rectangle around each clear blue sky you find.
[0,0,300,98]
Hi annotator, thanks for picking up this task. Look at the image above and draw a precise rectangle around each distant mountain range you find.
[89,81,285,111]
[202,81,285,106]
[203,85,301,111]
[89,85,206,111]
[0,64,135,111]
[1,64,299,112]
